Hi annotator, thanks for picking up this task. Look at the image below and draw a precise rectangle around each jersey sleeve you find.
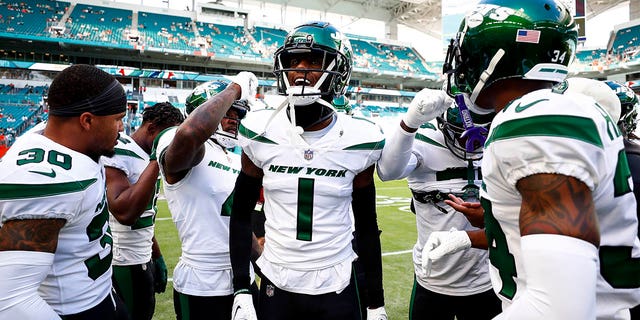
[101,151,130,177]
[155,127,178,172]
[238,109,276,168]
[349,117,386,171]
[485,97,610,191]
[0,166,86,223]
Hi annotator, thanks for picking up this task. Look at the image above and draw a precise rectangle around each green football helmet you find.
[274,21,353,105]
[443,0,578,104]
[185,80,249,148]
[605,80,639,135]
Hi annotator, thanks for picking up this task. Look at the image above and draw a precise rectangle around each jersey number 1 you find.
[297,178,314,241]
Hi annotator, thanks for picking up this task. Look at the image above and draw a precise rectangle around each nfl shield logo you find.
[304,149,314,160]
[266,284,275,297]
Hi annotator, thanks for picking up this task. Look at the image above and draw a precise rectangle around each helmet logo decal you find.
[515,29,541,44]
[465,12,484,28]
[466,5,516,28]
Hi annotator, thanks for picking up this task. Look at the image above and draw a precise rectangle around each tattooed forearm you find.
[0,219,66,252]
[182,84,241,143]
[163,84,241,175]
[517,173,600,246]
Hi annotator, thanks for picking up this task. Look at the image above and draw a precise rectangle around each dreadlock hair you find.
[47,64,119,113]
[142,102,185,128]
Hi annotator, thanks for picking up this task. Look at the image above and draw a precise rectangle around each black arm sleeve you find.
[352,182,385,308]
[230,171,263,291]
[626,151,640,235]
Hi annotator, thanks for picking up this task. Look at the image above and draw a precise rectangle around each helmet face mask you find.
[185,81,250,147]
[437,106,493,161]
[274,21,353,107]
[443,0,578,104]
[605,80,640,136]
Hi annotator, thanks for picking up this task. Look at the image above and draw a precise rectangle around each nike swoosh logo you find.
[232,305,242,319]
[29,169,57,178]
[514,98,549,112]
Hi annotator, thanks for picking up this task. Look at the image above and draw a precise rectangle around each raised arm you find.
[162,72,257,182]
[377,88,450,181]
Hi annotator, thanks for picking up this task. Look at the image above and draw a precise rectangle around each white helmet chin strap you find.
[470,49,505,104]
[285,93,336,135]
[213,125,239,149]
[214,133,237,149]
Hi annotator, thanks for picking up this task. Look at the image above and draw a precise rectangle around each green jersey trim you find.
[239,124,278,145]
[486,115,602,148]
[114,148,144,159]
[0,178,98,200]
[415,133,445,149]
[343,139,385,151]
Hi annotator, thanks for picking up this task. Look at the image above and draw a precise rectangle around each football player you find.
[153,75,258,320]
[103,102,184,320]
[229,21,387,320]
[425,0,640,318]
[377,88,501,319]
[604,80,640,319]
[0,64,128,319]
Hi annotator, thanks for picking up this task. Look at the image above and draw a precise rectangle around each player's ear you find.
[78,112,94,130]
[146,123,159,135]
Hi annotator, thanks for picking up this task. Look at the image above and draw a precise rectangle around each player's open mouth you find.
[294,78,312,85]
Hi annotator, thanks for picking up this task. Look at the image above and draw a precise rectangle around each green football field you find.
[152,177,417,319]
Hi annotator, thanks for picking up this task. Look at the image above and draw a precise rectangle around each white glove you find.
[231,293,257,320]
[367,306,388,320]
[402,88,451,129]
[227,71,258,102]
[421,228,471,276]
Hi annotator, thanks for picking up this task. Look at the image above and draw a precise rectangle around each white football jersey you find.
[101,133,157,266]
[239,110,384,293]
[408,123,492,295]
[482,88,640,318]
[0,131,112,315]
[156,128,241,296]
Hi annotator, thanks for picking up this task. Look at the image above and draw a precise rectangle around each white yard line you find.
[382,249,413,257]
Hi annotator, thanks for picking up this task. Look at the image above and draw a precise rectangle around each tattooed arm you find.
[495,173,599,319]
[0,218,66,252]
[518,173,599,245]
[162,84,241,184]
[0,219,65,318]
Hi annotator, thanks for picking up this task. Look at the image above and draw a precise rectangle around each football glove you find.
[231,291,257,320]
[152,256,168,293]
[422,228,471,277]
[367,306,388,320]
[402,88,451,129]
[226,71,258,102]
